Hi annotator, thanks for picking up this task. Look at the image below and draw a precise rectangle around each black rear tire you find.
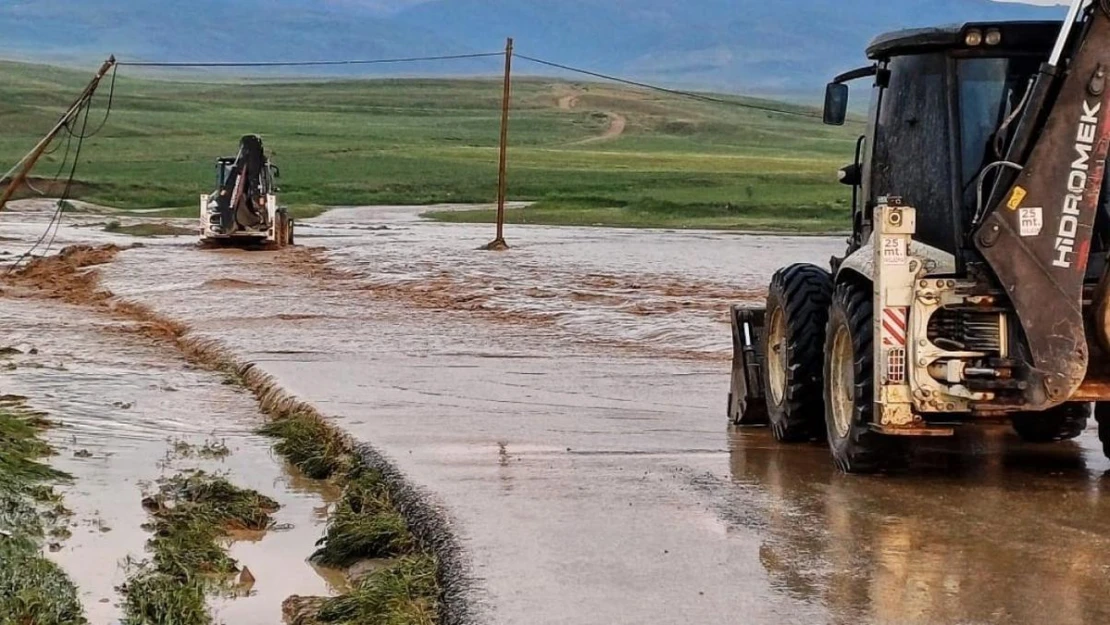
[1096,403,1110,459]
[1011,403,1091,443]
[761,264,833,442]
[274,217,287,249]
[823,280,899,474]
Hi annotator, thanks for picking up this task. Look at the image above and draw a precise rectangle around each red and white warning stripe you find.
[881,307,908,347]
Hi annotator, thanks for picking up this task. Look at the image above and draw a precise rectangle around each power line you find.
[6,93,97,273]
[41,99,93,258]
[515,54,825,119]
[22,128,75,197]
[68,63,118,140]
[118,52,503,68]
[117,49,829,119]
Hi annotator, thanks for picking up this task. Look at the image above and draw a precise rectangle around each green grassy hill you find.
[0,60,861,231]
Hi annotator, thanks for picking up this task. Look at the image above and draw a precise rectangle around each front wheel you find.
[273,217,287,248]
[823,280,898,474]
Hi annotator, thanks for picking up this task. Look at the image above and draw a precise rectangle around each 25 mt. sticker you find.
[1018,207,1043,237]
[882,236,907,265]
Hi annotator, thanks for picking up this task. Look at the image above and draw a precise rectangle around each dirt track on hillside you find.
[555,88,627,142]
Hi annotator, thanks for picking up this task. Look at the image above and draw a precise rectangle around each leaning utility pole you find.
[486,38,513,251]
[0,56,116,212]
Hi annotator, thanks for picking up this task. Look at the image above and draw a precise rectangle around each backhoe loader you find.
[199,135,293,248]
[729,1,1110,472]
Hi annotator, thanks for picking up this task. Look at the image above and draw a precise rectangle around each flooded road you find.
[7,203,1110,624]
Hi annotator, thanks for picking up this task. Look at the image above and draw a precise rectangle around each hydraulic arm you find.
[974,0,1110,409]
[210,135,270,234]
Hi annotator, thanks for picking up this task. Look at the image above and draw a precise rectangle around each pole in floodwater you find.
[0,56,116,213]
[486,37,513,251]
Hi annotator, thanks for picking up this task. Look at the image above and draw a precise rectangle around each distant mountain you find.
[0,0,1064,92]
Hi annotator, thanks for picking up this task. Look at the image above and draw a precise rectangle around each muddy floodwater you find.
[0,240,340,624]
[6,203,1110,624]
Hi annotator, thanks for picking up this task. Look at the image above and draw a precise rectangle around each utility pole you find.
[486,38,513,251]
[0,56,116,213]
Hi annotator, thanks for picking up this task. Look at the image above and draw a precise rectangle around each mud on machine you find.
[729,2,1110,472]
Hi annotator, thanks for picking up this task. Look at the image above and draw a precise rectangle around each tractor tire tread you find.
[765,264,833,442]
[825,280,900,474]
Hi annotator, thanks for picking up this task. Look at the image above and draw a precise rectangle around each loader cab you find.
[214,157,278,192]
[826,21,1061,267]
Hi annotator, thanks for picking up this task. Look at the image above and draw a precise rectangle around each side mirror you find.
[823,83,849,126]
[271,165,281,179]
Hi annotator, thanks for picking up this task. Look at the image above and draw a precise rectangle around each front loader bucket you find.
[729,305,769,426]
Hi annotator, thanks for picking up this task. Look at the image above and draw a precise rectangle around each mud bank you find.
[3,248,468,625]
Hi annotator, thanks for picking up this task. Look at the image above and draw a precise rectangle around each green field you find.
[0,60,861,230]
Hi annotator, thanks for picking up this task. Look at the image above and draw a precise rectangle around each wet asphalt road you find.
[9,203,1110,624]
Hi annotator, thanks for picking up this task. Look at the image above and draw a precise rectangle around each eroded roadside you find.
[0,293,343,624]
[1,246,461,625]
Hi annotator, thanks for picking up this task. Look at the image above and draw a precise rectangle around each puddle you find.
[0,297,338,624]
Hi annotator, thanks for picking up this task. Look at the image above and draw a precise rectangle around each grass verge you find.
[314,555,438,625]
[424,197,850,233]
[0,401,86,625]
[260,411,440,625]
[122,470,279,625]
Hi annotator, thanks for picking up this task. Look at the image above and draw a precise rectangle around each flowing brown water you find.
[8,203,1110,624]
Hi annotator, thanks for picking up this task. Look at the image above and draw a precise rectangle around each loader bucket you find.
[729,305,769,426]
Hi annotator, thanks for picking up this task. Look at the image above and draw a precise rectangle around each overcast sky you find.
[344,0,1071,11]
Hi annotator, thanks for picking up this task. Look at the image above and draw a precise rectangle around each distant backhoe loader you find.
[729,2,1110,472]
[200,135,293,248]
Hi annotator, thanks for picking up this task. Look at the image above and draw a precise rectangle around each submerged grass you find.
[258,413,351,480]
[0,403,86,625]
[122,573,209,625]
[311,468,414,568]
[315,555,438,625]
[123,470,279,625]
[259,411,441,624]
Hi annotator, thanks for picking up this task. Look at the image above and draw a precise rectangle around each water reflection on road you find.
[725,427,1110,625]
